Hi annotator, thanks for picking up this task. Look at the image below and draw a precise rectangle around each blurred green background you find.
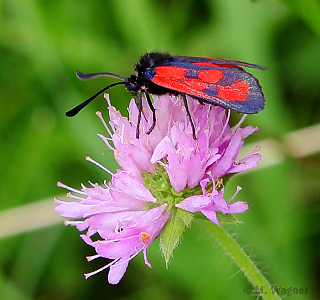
[1,0,320,299]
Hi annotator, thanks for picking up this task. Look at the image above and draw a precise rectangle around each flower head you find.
[55,170,170,284]
[102,95,261,191]
[55,94,261,283]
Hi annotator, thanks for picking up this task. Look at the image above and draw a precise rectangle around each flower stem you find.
[199,220,281,300]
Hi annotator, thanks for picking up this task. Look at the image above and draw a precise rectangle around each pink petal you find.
[108,258,130,284]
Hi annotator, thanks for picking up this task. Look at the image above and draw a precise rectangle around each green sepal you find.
[159,208,193,266]
[216,212,242,224]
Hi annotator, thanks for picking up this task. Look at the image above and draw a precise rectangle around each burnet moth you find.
[66,51,266,139]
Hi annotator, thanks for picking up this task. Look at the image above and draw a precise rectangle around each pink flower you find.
[55,169,170,284]
[176,179,248,226]
[55,94,261,283]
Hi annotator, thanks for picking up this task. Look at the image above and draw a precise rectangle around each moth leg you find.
[182,94,196,139]
[136,91,143,139]
[145,91,156,135]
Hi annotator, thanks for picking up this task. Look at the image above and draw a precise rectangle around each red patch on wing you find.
[153,72,208,95]
[154,66,224,83]
[193,61,240,69]
[217,81,249,102]
[155,66,186,78]
[152,66,208,93]
[197,69,224,82]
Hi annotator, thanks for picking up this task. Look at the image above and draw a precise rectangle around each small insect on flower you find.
[66,52,266,139]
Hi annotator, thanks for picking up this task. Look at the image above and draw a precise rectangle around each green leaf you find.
[217,212,242,225]
[159,209,193,266]
[176,207,193,226]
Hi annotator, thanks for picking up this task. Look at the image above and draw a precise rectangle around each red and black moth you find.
[66,52,266,139]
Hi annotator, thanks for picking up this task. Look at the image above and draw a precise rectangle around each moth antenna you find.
[66,81,126,117]
[76,71,126,81]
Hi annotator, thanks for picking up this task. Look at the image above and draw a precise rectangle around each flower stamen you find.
[141,232,152,244]
[85,156,114,176]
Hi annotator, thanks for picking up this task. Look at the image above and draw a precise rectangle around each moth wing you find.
[150,63,265,114]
